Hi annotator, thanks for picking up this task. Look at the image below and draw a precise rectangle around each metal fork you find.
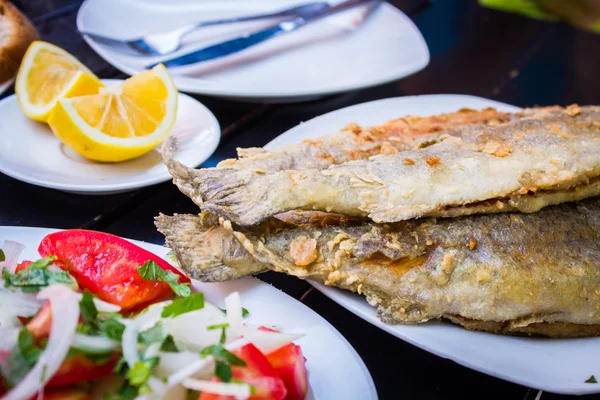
[78,2,331,56]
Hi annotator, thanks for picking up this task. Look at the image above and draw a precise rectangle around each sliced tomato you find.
[37,387,91,400]
[15,260,33,273]
[38,230,189,311]
[198,344,287,400]
[26,301,52,339]
[267,344,309,400]
[46,353,118,388]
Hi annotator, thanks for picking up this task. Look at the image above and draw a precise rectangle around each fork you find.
[78,2,331,56]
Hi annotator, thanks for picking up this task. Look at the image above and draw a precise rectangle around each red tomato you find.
[15,260,33,273]
[197,344,287,400]
[46,354,118,388]
[27,301,52,339]
[38,230,190,311]
[36,387,90,400]
[267,344,309,400]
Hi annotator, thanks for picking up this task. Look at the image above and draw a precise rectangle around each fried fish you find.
[166,106,600,226]
[157,198,600,337]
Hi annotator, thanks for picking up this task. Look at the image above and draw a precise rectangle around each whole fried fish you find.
[157,198,600,337]
[167,106,600,226]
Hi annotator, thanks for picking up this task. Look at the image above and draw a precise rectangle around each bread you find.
[0,0,38,83]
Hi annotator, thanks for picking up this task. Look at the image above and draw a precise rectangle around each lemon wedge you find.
[48,64,178,162]
[16,41,103,122]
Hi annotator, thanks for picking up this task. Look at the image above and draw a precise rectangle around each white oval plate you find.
[266,94,600,395]
[0,79,220,195]
[0,226,377,400]
[76,0,429,102]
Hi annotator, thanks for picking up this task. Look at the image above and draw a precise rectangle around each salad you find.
[0,230,308,400]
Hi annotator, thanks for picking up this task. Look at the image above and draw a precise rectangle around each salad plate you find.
[0,79,220,195]
[76,0,429,102]
[265,94,600,395]
[0,226,377,399]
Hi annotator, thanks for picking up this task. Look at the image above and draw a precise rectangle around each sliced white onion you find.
[154,351,202,379]
[166,357,213,387]
[0,327,20,351]
[0,287,44,324]
[170,303,227,352]
[241,325,304,354]
[183,378,252,400]
[224,292,242,343]
[3,285,80,400]
[71,292,122,313]
[147,376,168,398]
[122,302,168,368]
[72,333,120,354]
[143,341,162,360]
[0,240,25,274]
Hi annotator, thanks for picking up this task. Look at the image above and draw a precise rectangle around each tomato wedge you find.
[15,260,33,273]
[267,344,309,400]
[46,354,118,388]
[198,344,287,400]
[38,230,189,310]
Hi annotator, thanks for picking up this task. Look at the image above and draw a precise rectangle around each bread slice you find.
[0,1,38,83]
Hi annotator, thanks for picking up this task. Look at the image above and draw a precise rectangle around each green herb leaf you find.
[220,307,250,317]
[160,336,178,352]
[207,323,229,331]
[215,360,233,382]
[139,324,166,345]
[161,292,204,318]
[220,328,227,345]
[136,260,190,297]
[166,250,178,264]
[79,290,98,325]
[586,375,598,383]
[98,318,126,341]
[126,358,158,386]
[2,256,74,292]
[200,345,246,367]
[0,249,5,262]
[0,329,44,387]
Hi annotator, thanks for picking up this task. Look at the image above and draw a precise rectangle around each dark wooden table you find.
[3,1,600,399]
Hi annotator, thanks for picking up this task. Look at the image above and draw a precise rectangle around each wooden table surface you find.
[3,1,600,399]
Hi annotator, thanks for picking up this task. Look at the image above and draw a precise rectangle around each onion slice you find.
[72,333,120,354]
[240,325,304,354]
[0,240,25,274]
[3,285,80,400]
[224,292,242,342]
[122,302,168,368]
[183,378,251,399]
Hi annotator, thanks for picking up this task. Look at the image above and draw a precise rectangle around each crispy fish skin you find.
[176,106,600,226]
[158,198,600,337]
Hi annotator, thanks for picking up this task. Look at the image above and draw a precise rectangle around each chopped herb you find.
[98,318,126,341]
[136,260,190,297]
[166,250,178,264]
[161,292,204,318]
[215,360,233,382]
[160,335,178,352]
[139,324,166,345]
[113,357,128,375]
[220,328,227,345]
[127,361,152,386]
[220,307,250,317]
[2,256,74,292]
[0,329,44,387]
[207,323,230,331]
[200,345,246,367]
[79,290,98,325]
[0,249,5,262]
[586,375,598,383]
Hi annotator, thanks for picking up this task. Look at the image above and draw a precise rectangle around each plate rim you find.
[76,1,430,100]
[263,93,600,395]
[0,225,378,399]
[0,85,220,194]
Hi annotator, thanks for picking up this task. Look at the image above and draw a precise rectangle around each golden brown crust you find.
[0,1,38,83]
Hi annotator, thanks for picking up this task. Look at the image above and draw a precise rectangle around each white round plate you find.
[0,79,220,195]
[266,94,600,395]
[76,0,429,102]
[0,226,377,400]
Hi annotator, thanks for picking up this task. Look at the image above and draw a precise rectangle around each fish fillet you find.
[157,198,600,337]
[167,106,600,226]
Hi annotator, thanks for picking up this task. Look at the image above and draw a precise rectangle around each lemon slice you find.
[15,41,103,122]
[48,64,178,162]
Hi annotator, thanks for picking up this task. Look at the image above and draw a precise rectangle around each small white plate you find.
[0,226,377,400]
[265,94,600,395]
[76,0,429,102]
[0,79,220,195]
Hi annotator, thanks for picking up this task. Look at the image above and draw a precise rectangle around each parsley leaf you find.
[0,329,44,387]
[0,249,5,262]
[2,256,74,292]
[161,292,204,318]
[80,290,98,325]
[139,324,166,345]
[136,260,190,297]
[220,307,250,317]
[127,360,153,386]
[207,323,229,331]
[200,345,246,367]
[215,360,233,382]
[586,375,598,383]
[98,318,126,341]
[160,335,178,352]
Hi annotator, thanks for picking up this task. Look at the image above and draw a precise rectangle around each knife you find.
[149,0,382,69]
